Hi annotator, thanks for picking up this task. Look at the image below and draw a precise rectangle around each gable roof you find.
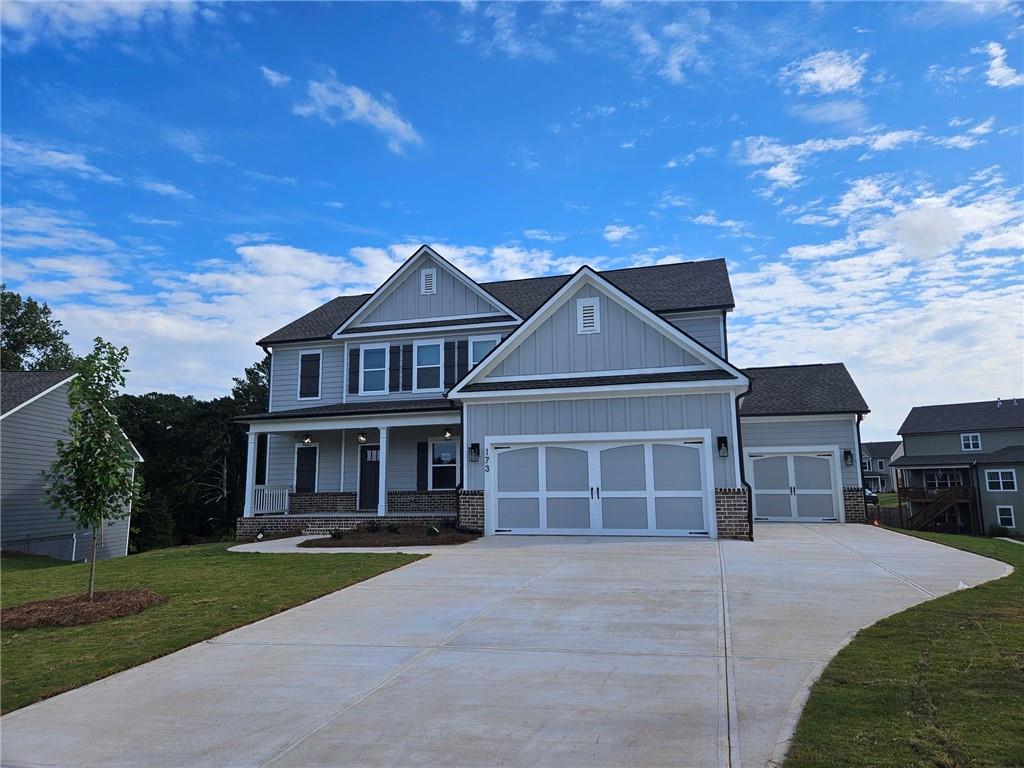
[258,256,734,346]
[1,370,76,417]
[740,363,869,417]
[862,441,901,462]
[898,399,1024,435]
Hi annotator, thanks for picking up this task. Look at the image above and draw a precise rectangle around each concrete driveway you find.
[1,525,1008,768]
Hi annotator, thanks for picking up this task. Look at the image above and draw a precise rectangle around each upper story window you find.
[576,297,600,334]
[360,345,388,393]
[861,458,871,472]
[414,341,442,391]
[297,350,322,399]
[420,267,437,295]
[877,459,885,471]
[469,335,500,367]
[986,469,1017,492]
[960,432,982,451]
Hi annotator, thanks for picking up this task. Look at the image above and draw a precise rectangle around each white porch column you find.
[243,431,257,518]
[377,426,389,517]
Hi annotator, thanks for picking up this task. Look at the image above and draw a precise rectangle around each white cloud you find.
[523,229,566,242]
[620,139,636,149]
[979,41,1024,87]
[293,73,423,154]
[457,3,555,62]
[260,65,291,88]
[128,214,180,226]
[629,12,710,85]
[243,170,297,186]
[779,50,868,94]
[790,100,868,127]
[691,211,752,238]
[664,146,715,168]
[603,224,637,242]
[2,134,121,183]
[324,200,348,209]
[164,128,227,165]
[925,63,975,89]
[968,116,996,135]
[225,232,275,247]
[2,205,118,253]
[138,180,193,199]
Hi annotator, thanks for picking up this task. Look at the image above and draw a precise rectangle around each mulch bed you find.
[2,589,168,630]
[299,525,479,548]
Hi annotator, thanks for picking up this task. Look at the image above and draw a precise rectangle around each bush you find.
[385,523,401,533]
[425,525,440,536]
[329,528,345,540]
[988,524,1010,538]
[365,520,382,533]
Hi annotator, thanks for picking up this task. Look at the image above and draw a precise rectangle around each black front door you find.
[295,445,318,493]
[359,444,380,511]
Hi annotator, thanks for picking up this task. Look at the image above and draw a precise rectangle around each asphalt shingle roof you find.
[862,440,901,461]
[740,363,869,417]
[258,258,734,345]
[891,445,1024,467]
[459,369,736,393]
[0,370,75,416]
[898,399,1024,435]
[239,398,458,422]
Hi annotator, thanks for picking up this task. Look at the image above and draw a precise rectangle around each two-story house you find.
[890,399,1024,534]
[237,245,870,541]
[861,440,901,492]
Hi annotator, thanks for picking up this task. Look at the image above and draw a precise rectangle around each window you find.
[925,470,963,489]
[297,350,321,399]
[294,444,318,493]
[469,335,499,366]
[961,432,982,451]
[877,459,885,471]
[861,458,872,472]
[420,267,436,295]
[986,469,1017,492]
[576,297,600,334]
[429,438,459,489]
[360,345,388,393]
[414,341,442,391]
[997,505,1015,528]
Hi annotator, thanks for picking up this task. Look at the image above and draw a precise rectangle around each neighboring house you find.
[237,245,870,541]
[0,370,143,560]
[861,440,901,492]
[891,398,1023,534]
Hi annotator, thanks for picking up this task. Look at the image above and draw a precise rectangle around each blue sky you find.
[1,1,1022,438]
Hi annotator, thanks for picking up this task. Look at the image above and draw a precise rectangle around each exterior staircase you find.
[905,487,970,530]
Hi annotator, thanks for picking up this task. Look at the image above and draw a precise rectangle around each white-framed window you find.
[413,340,443,391]
[925,470,963,489]
[420,267,437,295]
[428,437,460,489]
[861,458,872,472]
[986,469,1017,492]
[469,334,500,367]
[961,432,982,451]
[576,296,600,334]
[294,442,319,493]
[360,345,388,394]
[996,505,1015,528]
[297,349,322,400]
[877,459,885,471]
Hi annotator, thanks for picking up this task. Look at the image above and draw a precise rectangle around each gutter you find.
[735,379,754,542]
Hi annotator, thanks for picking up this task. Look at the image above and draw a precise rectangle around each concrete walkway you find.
[1,526,1009,768]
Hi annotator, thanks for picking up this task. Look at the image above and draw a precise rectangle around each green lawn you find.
[1,543,421,713]
[876,492,899,506]
[784,531,1023,768]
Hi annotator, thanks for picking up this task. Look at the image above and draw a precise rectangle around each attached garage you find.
[485,431,716,536]
[746,449,842,522]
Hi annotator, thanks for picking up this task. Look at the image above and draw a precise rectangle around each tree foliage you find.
[1,284,78,371]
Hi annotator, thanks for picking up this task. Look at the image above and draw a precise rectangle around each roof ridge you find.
[910,398,1022,410]
[743,362,846,370]
[479,258,724,288]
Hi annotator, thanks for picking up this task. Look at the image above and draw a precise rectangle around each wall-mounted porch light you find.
[843,449,854,466]
[468,443,480,462]
[442,426,454,441]
[716,436,729,458]
[357,431,368,444]
[302,433,313,446]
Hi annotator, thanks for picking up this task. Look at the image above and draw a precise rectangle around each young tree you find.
[44,338,139,598]
[1,285,77,371]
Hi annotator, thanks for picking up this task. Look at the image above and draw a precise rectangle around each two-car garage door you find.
[487,436,714,536]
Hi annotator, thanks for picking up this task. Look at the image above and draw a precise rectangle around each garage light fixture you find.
[302,433,313,446]
[357,431,368,444]
[843,449,854,466]
[716,436,729,458]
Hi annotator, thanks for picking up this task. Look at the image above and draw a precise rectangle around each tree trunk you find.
[88,527,98,600]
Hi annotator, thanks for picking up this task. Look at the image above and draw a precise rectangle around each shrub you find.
[329,528,345,540]
[385,523,400,533]
[425,525,440,536]
[365,520,382,533]
[988,524,1010,538]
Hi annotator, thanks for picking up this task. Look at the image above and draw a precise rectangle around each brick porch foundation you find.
[458,490,485,532]
[715,488,751,540]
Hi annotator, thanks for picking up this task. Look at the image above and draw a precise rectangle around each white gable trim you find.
[0,373,77,420]
[332,245,522,336]
[448,266,747,397]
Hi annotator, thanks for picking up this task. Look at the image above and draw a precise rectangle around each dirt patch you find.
[300,525,479,548]
[2,589,168,629]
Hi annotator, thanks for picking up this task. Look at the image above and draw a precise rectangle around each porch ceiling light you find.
[302,433,313,446]
[357,431,368,444]
[442,426,454,441]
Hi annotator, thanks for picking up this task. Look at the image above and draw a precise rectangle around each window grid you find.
[986,469,1017,492]
[996,505,1015,528]
[961,432,982,451]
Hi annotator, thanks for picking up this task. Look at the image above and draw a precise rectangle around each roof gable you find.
[0,370,76,418]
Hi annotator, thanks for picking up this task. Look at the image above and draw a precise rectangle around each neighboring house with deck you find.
[0,370,143,560]
[237,245,870,541]
[861,440,901,492]
[891,398,1023,534]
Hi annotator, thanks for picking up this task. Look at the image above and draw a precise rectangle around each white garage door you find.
[748,451,840,522]
[488,438,713,536]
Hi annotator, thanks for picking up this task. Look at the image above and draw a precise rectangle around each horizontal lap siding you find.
[740,417,861,487]
[270,345,345,412]
[464,393,736,490]
[904,429,1024,455]
[979,464,1024,532]
[266,432,342,491]
[668,315,724,356]
[361,255,499,323]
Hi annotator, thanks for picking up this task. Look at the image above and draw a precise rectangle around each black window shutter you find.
[444,341,457,388]
[347,347,360,394]
[388,345,401,392]
[416,442,428,491]
[456,340,469,380]
[400,344,413,391]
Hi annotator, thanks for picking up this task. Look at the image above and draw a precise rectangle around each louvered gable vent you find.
[576,297,600,334]
[420,267,436,295]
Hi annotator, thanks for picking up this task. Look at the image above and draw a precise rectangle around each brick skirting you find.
[842,486,867,523]
[716,488,751,540]
[236,512,457,539]
[288,491,356,514]
[387,490,458,515]
[458,490,485,532]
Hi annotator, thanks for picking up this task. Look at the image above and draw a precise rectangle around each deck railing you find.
[898,485,972,503]
[253,485,291,514]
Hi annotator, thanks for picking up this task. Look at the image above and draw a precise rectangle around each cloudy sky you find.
[1,1,1021,439]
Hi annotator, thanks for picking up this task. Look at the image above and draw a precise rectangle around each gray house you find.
[237,245,870,541]
[861,440,901,492]
[0,370,142,560]
[891,399,1023,534]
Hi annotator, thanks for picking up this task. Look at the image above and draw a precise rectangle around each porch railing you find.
[898,486,972,503]
[253,485,291,515]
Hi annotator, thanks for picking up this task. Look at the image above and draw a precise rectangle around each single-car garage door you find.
[487,436,714,536]
[747,450,841,522]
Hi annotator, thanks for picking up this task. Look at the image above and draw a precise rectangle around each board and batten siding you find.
[487,285,703,378]
[1,383,130,560]
[360,254,502,324]
[666,313,725,357]
[741,417,861,487]
[464,392,737,490]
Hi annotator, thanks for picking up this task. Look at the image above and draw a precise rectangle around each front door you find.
[358,444,380,511]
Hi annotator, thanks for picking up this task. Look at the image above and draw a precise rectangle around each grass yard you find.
[784,531,1023,768]
[875,492,899,506]
[1,543,420,714]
